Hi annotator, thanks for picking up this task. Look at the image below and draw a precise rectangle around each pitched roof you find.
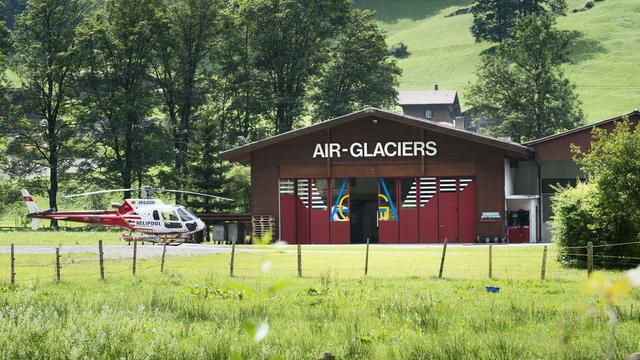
[525,110,640,145]
[398,90,458,105]
[219,108,534,164]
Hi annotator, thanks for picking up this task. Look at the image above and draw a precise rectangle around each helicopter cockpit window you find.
[177,208,195,221]
[162,212,179,222]
[153,210,160,221]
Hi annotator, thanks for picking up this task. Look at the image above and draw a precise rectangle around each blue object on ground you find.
[485,286,500,293]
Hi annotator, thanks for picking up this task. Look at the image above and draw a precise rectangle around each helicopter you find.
[20,187,232,245]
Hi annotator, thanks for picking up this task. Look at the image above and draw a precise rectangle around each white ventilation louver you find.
[402,180,417,208]
[439,178,457,192]
[279,179,294,195]
[310,181,327,210]
[297,179,309,207]
[419,177,436,206]
[459,178,473,191]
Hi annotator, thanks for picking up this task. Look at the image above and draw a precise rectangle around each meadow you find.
[1,233,640,359]
[357,0,640,122]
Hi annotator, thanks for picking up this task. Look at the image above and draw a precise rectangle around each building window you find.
[425,109,433,119]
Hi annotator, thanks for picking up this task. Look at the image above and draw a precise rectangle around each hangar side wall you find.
[250,115,510,240]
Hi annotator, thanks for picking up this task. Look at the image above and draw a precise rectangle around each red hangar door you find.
[280,176,476,244]
[437,177,477,243]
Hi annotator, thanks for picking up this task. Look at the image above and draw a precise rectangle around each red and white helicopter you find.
[20,187,231,244]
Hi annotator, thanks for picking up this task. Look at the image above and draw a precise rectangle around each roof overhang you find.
[220,108,534,164]
[525,110,640,146]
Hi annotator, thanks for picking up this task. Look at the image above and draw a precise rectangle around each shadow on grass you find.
[354,0,474,24]
[566,30,608,63]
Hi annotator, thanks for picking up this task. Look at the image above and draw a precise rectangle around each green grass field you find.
[1,238,640,359]
[357,0,640,122]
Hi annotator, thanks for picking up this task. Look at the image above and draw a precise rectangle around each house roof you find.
[219,108,534,164]
[398,90,458,105]
[525,110,640,145]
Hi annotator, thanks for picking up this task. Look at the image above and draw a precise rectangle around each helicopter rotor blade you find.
[159,189,233,201]
[63,189,142,198]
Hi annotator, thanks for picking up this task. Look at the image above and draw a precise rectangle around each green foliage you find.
[389,42,409,59]
[470,0,567,43]
[552,120,640,269]
[1,0,26,29]
[312,9,400,120]
[77,0,162,197]
[467,14,582,142]
[152,0,224,201]
[235,0,350,133]
[574,119,640,227]
[0,179,20,217]
[6,0,94,218]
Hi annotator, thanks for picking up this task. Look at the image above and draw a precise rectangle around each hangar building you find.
[220,107,639,244]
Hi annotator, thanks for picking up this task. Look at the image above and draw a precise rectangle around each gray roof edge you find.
[219,107,534,160]
[525,110,640,145]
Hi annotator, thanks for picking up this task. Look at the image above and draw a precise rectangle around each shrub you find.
[552,182,640,269]
[390,42,409,59]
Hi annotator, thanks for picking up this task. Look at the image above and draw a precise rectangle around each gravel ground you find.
[0,242,548,259]
[0,243,248,259]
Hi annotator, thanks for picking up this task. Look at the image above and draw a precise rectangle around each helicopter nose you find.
[196,219,205,232]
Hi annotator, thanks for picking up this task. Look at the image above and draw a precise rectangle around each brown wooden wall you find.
[251,114,511,239]
[533,113,639,161]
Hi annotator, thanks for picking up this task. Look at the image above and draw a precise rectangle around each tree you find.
[466,14,582,142]
[236,0,350,134]
[6,0,92,226]
[573,119,640,235]
[312,9,400,120]
[79,0,161,198]
[470,0,566,43]
[553,119,640,269]
[152,0,223,202]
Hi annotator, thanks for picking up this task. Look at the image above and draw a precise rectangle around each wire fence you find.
[1,240,640,286]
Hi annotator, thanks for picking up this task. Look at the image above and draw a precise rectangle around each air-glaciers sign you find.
[313,141,437,159]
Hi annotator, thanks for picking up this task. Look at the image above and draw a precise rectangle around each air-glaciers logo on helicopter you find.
[136,220,161,227]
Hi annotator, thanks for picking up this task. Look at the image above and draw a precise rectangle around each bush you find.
[551,182,640,269]
[390,42,409,59]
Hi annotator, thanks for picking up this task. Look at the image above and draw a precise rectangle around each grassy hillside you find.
[357,0,640,123]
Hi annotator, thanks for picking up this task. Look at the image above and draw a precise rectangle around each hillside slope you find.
[356,0,640,122]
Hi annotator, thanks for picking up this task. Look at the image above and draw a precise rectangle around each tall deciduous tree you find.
[79,0,160,198]
[312,9,400,120]
[152,0,223,202]
[470,0,566,43]
[466,14,582,142]
[7,0,92,226]
[236,0,349,134]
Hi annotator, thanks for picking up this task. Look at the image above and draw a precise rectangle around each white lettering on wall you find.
[313,141,438,158]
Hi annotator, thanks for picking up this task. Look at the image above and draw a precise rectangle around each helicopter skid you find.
[120,233,187,246]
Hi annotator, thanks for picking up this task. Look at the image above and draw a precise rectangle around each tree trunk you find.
[123,118,134,200]
[48,118,59,229]
[48,153,59,229]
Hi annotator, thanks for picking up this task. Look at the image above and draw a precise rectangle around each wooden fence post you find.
[364,237,370,276]
[160,243,167,273]
[55,247,61,282]
[587,241,593,277]
[10,243,15,286]
[488,244,493,279]
[229,238,236,277]
[541,245,548,280]
[297,242,302,278]
[438,238,448,278]
[98,240,105,280]
[132,239,138,275]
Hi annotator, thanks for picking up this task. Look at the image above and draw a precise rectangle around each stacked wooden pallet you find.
[251,215,275,243]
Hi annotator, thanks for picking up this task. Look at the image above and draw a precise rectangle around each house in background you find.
[398,85,462,128]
